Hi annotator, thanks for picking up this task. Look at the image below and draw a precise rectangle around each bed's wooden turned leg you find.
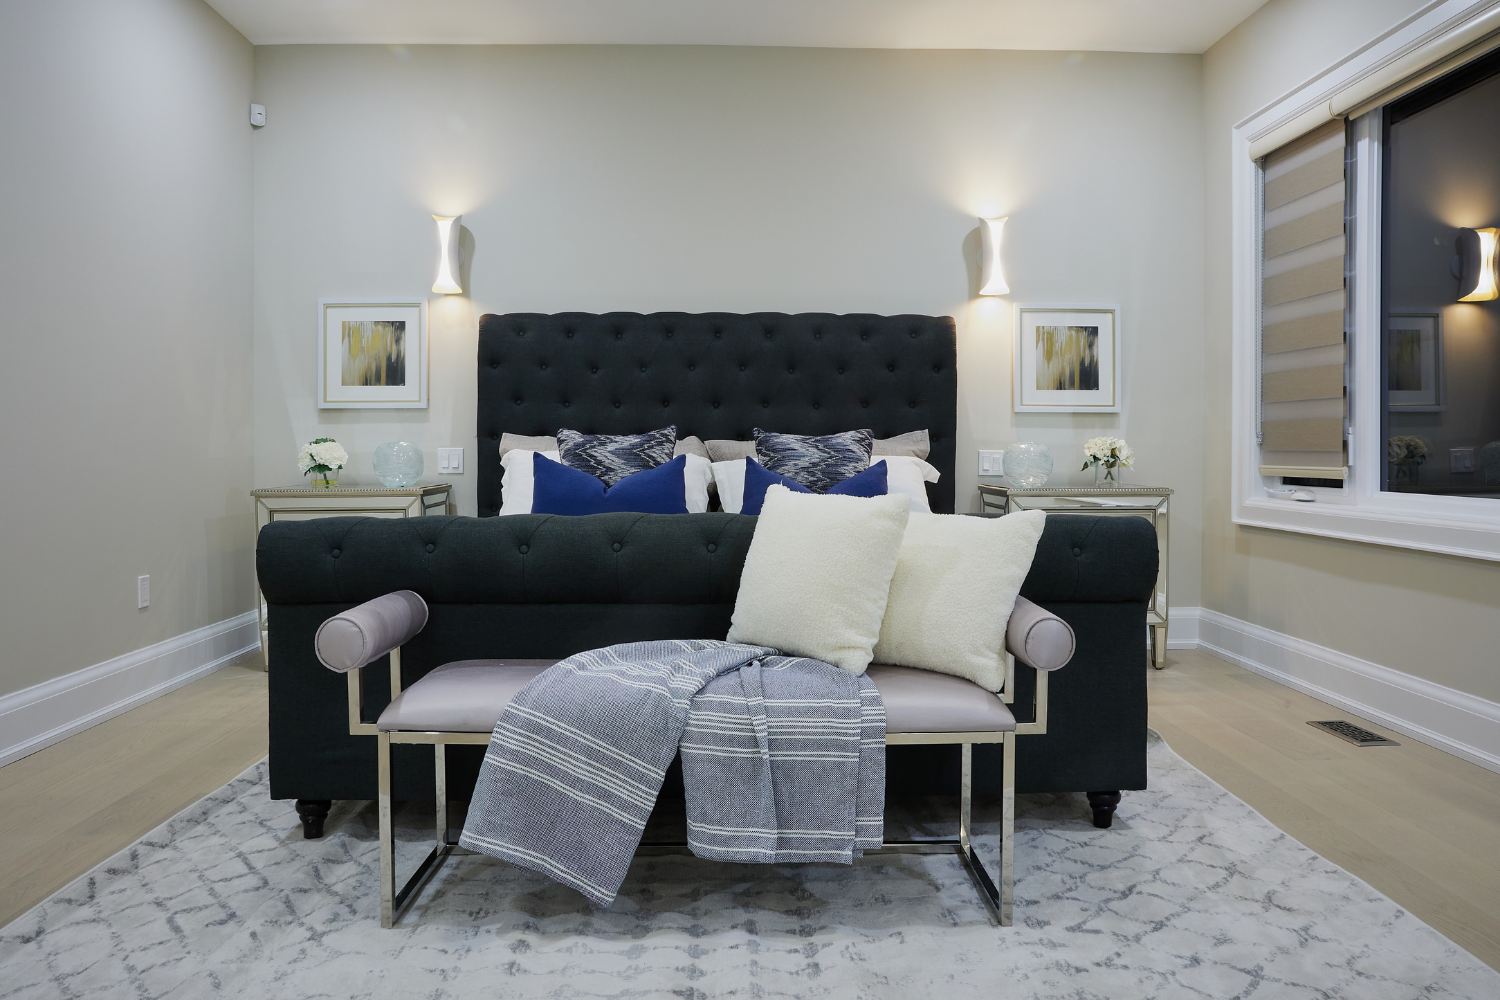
[1086,791,1121,829]
[296,799,332,839]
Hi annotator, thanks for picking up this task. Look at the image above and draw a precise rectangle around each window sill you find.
[1233,494,1500,562]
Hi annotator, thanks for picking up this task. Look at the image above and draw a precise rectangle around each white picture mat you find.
[1386,312,1442,411]
[318,299,428,409]
[1013,305,1121,412]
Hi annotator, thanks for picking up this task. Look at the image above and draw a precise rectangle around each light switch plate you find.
[137,575,150,609]
[437,447,464,474]
[978,450,1005,475]
[1451,447,1475,473]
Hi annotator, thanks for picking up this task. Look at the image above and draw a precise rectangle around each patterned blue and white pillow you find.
[556,425,677,488]
[753,428,874,494]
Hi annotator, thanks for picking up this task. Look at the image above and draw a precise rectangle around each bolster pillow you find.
[314,590,429,673]
[1006,595,1075,671]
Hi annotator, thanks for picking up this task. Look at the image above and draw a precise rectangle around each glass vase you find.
[1094,463,1123,487]
[373,441,424,488]
[1003,442,1053,488]
[310,468,340,489]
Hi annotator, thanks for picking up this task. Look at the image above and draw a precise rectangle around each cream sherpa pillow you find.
[872,510,1047,691]
[727,485,911,674]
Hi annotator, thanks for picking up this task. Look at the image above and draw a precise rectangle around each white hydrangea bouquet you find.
[298,437,348,489]
[1387,434,1428,486]
[1386,435,1428,464]
[1081,436,1133,485]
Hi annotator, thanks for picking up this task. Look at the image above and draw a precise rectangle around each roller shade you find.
[1259,119,1348,480]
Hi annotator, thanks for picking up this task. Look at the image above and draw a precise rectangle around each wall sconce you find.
[432,215,463,295]
[978,216,1009,296]
[1454,227,1498,302]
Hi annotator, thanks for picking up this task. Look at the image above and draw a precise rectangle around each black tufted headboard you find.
[476,312,957,516]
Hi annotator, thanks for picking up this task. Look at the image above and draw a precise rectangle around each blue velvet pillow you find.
[741,457,888,515]
[531,453,689,515]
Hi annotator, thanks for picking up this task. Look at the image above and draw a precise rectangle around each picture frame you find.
[318,298,428,409]
[1013,305,1121,412]
[1385,311,1443,411]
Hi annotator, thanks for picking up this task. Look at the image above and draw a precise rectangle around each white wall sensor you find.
[250,104,266,127]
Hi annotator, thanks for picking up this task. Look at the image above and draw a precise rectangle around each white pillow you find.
[498,449,560,515]
[500,450,712,515]
[872,510,1047,691]
[682,454,713,513]
[872,456,940,513]
[727,485,911,674]
[710,459,747,514]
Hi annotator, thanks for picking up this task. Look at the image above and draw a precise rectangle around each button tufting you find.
[712,401,720,408]
[1072,547,1082,556]
[707,543,717,553]
[688,364,696,372]
[490,432,499,440]
[662,399,670,407]
[540,363,547,370]
[563,401,571,407]
[515,398,522,405]
[591,366,598,374]
[812,402,820,409]
[640,366,647,373]
[860,333,868,340]
[887,364,895,372]
[566,331,574,338]
[909,402,917,408]
[425,543,435,553]
[787,367,795,374]
[614,401,622,408]
[762,401,769,408]
[861,401,869,408]
[933,364,941,372]
[837,367,844,374]
[519,544,529,554]
[330,548,341,558]
[612,542,622,552]
[739,364,746,371]
[490,361,498,369]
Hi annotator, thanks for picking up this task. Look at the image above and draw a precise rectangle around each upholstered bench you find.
[316,590,1074,928]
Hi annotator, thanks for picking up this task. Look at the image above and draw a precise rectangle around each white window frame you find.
[1231,0,1500,562]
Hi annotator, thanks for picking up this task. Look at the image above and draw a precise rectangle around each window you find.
[1231,2,1500,562]
[1381,49,1500,498]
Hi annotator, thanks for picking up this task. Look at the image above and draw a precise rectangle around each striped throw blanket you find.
[458,639,886,907]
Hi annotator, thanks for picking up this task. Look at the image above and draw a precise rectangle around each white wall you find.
[1202,0,1500,703]
[251,44,1206,603]
[0,0,255,698]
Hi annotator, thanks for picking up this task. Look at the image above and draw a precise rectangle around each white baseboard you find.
[0,611,259,768]
[1166,606,1200,648]
[1174,606,1500,775]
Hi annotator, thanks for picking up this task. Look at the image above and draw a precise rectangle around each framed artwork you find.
[318,299,428,409]
[1013,305,1121,412]
[1386,312,1443,411]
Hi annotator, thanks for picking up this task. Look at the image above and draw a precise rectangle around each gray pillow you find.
[556,425,678,487]
[872,429,931,460]
[753,427,874,493]
[498,432,557,457]
[675,435,711,460]
[705,439,757,463]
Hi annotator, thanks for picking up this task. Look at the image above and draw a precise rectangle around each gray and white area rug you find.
[3,732,1496,999]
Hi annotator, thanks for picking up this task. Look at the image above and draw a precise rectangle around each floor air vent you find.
[1307,720,1399,747]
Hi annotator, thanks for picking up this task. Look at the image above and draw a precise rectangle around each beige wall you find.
[251,44,1206,602]
[0,0,255,697]
[1202,0,1500,701]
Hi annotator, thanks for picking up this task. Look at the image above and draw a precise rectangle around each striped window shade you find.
[1259,119,1348,480]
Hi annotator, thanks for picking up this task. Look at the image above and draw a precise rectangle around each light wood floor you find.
[0,648,1496,972]
[0,656,270,929]
[1151,648,1500,971]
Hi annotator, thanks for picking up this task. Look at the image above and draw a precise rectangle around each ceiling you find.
[205,0,1268,54]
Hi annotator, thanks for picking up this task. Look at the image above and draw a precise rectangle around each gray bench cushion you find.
[376,658,1015,735]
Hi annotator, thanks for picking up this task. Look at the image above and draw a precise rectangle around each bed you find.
[475,311,958,514]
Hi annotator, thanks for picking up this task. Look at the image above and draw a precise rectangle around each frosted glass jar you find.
[373,441,423,488]
[1003,442,1053,488]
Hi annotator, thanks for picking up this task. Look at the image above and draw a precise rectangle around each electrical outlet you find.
[137,575,150,609]
[1451,447,1476,473]
[437,447,464,474]
[978,450,1005,475]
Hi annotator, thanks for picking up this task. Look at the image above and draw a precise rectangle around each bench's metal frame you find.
[347,649,1048,928]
